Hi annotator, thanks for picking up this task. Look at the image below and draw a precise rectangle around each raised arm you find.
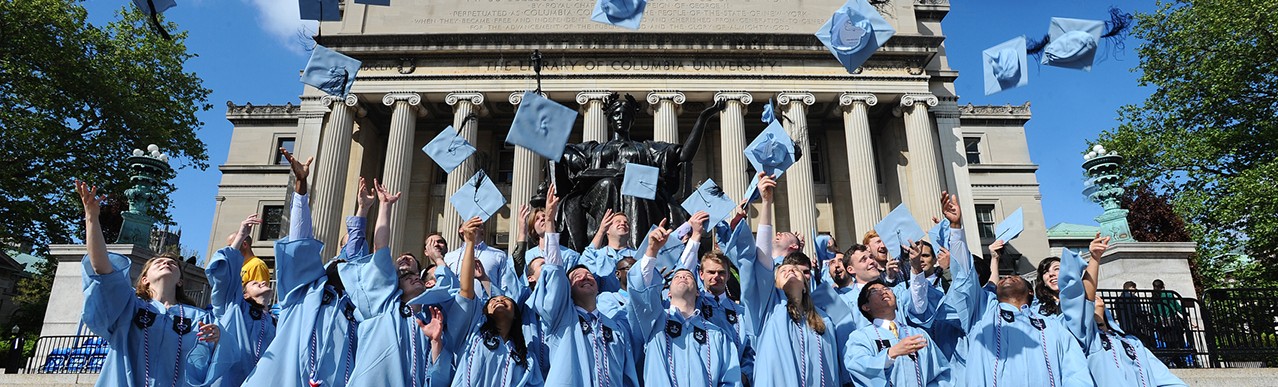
[281,148,314,240]
[75,181,111,275]
[678,212,708,271]
[532,185,573,331]
[630,222,672,342]
[679,99,726,163]
[342,178,376,258]
[987,240,1004,288]
[209,214,260,313]
[589,209,616,250]
[756,173,775,260]
[939,191,991,332]
[372,179,400,252]
[458,217,483,300]
[1084,233,1109,302]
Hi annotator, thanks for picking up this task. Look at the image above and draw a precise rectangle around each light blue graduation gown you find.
[528,244,584,271]
[531,241,640,387]
[447,243,523,299]
[628,259,742,387]
[341,247,458,387]
[942,228,1093,387]
[81,253,222,387]
[205,246,277,386]
[723,222,854,387]
[844,321,952,387]
[580,245,634,293]
[1058,249,1188,387]
[448,294,545,387]
[242,237,358,386]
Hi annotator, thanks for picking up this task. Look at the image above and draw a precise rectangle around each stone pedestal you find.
[41,244,210,338]
[1051,241,1198,299]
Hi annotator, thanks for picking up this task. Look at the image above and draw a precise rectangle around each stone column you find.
[508,91,544,254]
[713,91,753,202]
[441,92,485,248]
[312,94,364,259]
[839,93,882,238]
[577,90,611,142]
[381,92,425,254]
[899,93,943,223]
[647,91,685,143]
[777,91,818,257]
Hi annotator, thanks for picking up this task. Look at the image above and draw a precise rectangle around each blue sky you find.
[81,0,1157,259]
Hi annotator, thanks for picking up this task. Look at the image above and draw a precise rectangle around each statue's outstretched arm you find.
[679,100,727,163]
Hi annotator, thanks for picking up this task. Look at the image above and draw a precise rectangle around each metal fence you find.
[1099,289,1214,368]
[22,335,107,374]
[1202,288,1278,367]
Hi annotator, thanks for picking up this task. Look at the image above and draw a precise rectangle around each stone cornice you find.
[959,102,1032,117]
[225,102,300,117]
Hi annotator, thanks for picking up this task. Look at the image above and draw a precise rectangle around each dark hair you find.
[780,252,826,335]
[1152,279,1165,290]
[1035,257,1061,315]
[856,279,888,321]
[1123,281,1137,290]
[479,296,528,359]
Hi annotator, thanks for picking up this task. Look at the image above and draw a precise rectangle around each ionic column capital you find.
[382,92,426,117]
[776,91,816,106]
[445,92,485,106]
[900,93,939,108]
[839,93,879,108]
[645,90,686,105]
[321,94,365,117]
[508,90,547,105]
[576,90,613,105]
[713,91,753,105]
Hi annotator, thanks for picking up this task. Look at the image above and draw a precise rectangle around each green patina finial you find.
[116,144,171,246]
[1082,144,1136,242]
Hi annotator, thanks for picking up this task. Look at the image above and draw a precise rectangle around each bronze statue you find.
[535,93,724,251]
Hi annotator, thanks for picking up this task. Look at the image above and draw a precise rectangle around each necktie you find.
[887,321,899,338]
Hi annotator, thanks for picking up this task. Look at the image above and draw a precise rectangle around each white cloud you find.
[242,0,318,54]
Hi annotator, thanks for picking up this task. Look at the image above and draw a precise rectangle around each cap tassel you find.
[144,0,172,40]
[1101,7,1134,54]
[1025,33,1050,62]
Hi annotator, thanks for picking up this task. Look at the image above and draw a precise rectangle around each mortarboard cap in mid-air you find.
[448,171,507,222]
[814,0,896,74]
[133,0,175,14]
[591,0,647,30]
[301,45,361,97]
[983,36,1029,95]
[621,163,660,200]
[680,179,737,232]
[635,225,688,275]
[299,0,341,22]
[994,207,1025,243]
[928,218,951,249]
[422,124,476,173]
[1042,17,1105,71]
[506,91,578,161]
[873,204,927,260]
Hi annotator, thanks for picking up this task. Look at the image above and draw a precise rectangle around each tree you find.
[1093,0,1278,284]
[0,0,211,251]
[1122,184,1191,243]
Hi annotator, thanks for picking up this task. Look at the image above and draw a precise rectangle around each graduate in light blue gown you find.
[448,217,545,387]
[1059,235,1188,387]
[580,209,636,293]
[341,180,460,387]
[75,181,223,387]
[733,175,855,387]
[446,217,524,299]
[1032,256,1064,320]
[629,215,743,387]
[531,188,640,387]
[935,192,1093,387]
[242,168,365,387]
[844,279,952,387]
[205,213,276,387]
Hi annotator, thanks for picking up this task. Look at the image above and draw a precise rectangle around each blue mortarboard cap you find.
[745,120,798,178]
[635,225,688,275]
[873,204,926,260]
[591,0,647,30]
[353,0,390,5]
[994,207,1025,243]
[816,234,835,262]
[680,180,737,232]
[814,0,896,74]
[928,218,951,249]
[422,125,476,173]
[448,171,507,222]
[982,36,1029,95]
[1042,17,1105,71]
[133,0,175,14]
[506,91,578,161]
[761,98,778,124]
[301,45,361,97]
[298,0,341,21]
[621,163,660,200]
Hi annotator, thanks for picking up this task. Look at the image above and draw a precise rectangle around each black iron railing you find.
[1099,289,1214,368]
[22,335,107,374]
[1202,288,1278,367]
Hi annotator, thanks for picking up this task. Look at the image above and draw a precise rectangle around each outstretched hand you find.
[905,240,925,274]
[888,334,927,359]
[941,191,961,227]
[758,173,777,203]
[937,246,951,271]
[280,148,313,195]
[645,218,671,258]
[356,177,376,214]
[989,239,1005,260]
[1089,233,1111,261]
[687,211,709,239]
[461,217,483,244]
[74,180,104,220]
[418,306,445,342]
[374,179,401,204]
[196,322,220,344]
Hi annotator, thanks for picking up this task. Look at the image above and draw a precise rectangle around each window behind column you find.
[259,205,285,241]
[809,140,828,184]
[273,137,295,165]
[496,143,515,183]
[975,204,996,240]
[964,137,981,165]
